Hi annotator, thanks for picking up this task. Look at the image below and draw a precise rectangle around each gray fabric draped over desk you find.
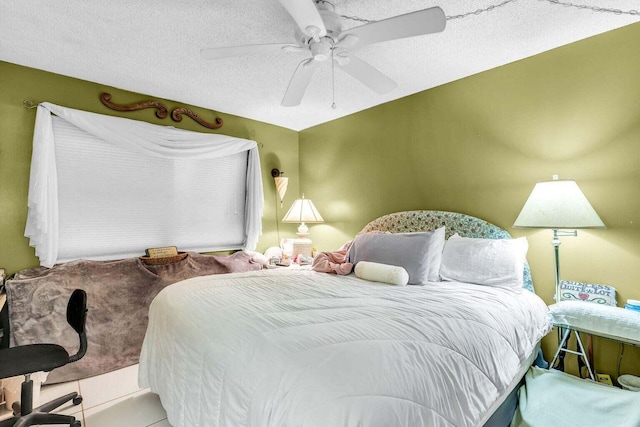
[5,252,261,384]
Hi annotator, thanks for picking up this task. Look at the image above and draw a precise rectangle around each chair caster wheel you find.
[72,396,83,406]
[72,421,81,427]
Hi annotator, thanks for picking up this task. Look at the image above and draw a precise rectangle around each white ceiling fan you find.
[201,0,446,107]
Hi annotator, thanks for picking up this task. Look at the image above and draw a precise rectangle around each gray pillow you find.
[347,227,445,285]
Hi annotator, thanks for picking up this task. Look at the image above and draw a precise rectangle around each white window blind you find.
[26,103,263,267]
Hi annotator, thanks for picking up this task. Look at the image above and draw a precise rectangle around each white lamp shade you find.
[513,179,605,229]
[282,197,324,224]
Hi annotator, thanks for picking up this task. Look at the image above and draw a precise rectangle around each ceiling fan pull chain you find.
[331,47,337,109]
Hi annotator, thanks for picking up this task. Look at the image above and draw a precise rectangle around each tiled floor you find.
[1,364,171,427]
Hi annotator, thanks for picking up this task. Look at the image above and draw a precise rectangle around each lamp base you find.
[292,238,313,258]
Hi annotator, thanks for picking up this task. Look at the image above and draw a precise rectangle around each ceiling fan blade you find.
[278,0,326,38]
[201,43,299,60]
[339,7,446,50]
[281,58,319,107]
[336,55,397,95]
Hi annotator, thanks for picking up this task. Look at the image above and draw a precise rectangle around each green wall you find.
[0,60,299,274]
[299,22,640,377]
[2,22,640,380]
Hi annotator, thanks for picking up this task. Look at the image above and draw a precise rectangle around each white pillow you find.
[439,234,528,289]
[354,261,409,286]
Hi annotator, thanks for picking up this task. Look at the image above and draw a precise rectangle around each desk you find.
[548,301,640,380]
[0,292,5,348]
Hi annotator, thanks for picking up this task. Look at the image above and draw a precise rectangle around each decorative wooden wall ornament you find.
[171,107,223,129]
[100,93,168,119]
[99,93,224,129]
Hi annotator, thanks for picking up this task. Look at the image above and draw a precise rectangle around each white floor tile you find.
[0,379,82,420]
[1,364,170,427]
[79,364,143,410]
[38,380,83,416]
[83,389,167,427]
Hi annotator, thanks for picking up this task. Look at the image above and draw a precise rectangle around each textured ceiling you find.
[0,0,638,131]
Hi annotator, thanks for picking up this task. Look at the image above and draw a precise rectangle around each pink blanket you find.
[312,244,353,275]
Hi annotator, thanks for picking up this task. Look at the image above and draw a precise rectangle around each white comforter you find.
[139,269,551,427]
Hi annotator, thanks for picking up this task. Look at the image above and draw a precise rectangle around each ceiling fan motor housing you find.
[310,39,331,61]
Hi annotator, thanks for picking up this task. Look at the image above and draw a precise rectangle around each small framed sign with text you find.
[145,246,179,259]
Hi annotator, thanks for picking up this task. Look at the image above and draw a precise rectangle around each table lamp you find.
[282,194,324,258]
[513,175,605,302]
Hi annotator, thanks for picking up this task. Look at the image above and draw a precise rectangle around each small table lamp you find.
[513,176,606,302]
[282,194,324,258]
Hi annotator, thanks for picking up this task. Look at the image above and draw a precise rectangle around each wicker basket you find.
[139,252,188,265]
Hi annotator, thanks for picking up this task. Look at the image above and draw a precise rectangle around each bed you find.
[138,210,552,427]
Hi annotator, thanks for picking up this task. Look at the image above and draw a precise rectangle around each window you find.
[26,103,263,267]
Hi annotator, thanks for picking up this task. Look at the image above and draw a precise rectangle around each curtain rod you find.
[23,100,38,109]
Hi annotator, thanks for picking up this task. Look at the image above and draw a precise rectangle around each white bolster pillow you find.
[354,261,409,286]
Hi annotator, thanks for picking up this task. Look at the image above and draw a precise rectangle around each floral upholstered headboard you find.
[360,210,534,292]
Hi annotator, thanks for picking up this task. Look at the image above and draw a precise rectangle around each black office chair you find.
[0,289,87,427]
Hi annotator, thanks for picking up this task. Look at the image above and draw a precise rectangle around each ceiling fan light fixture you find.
[310,40,331,61]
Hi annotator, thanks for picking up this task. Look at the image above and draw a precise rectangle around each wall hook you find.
[23,100,38,109]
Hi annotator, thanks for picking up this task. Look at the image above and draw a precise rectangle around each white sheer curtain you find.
[26,102,263,267]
